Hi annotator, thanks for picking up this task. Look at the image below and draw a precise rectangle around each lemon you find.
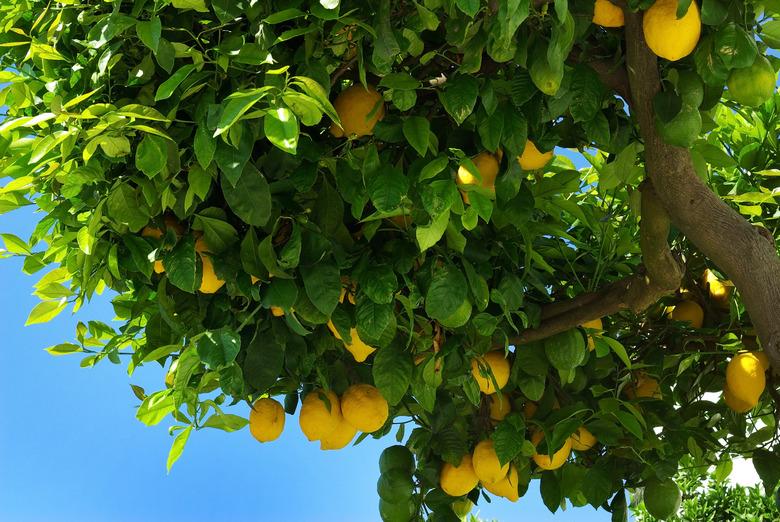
[482,464,520,502]
[456,151,501,204]
[667,300,704,328]
[570,426,597,451]
[327,322,377,362]
[644,478,682,520]
[451,498,474,518]
[703,268,733,309]
[472,439,509,483]
[656,104,702,148]
[142,216,184,274]
[517,140,553,170]
[582,318,603,351]
[339,276,357,304]
[195,238,225,294]
[341,384,389,433]
[723,383,755,413]
[593,0,624,27]
[377,468,414,503]
[531,431,571,471]
[643,0,701,61]
[249,398,285,443]
[378,498,416,521]
[726,352,766,405]
[471,351,511,395]
[625,372,661,399]
[727,54,777,107]
[380,445,416,474]
[270,306,285,317]
[488,395,512,422]
[299,389,342,441]
[756,352,770,371]
[319,416,357,450]
[523,401,538,419]
[530,57,563,96]
[440,454,479,497]
[330,84,385,138]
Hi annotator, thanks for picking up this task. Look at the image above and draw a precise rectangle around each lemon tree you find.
[2,1,780,521]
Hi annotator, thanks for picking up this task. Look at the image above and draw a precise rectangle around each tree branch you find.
[622,10,780,371]
[512,183,682,344]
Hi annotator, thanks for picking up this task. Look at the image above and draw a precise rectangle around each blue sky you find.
[0,192,611,521]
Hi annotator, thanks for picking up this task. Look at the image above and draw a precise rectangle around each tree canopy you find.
[1,0,780,520]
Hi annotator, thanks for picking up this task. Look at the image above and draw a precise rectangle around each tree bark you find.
[622,11,780,369]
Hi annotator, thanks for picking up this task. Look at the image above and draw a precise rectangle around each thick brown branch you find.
[622,11,780,370]
[513,184,682,344]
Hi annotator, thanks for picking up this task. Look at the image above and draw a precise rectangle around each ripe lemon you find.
[582,318,603,351]
[329,84,385,138]
[327,322,377,362]
[531,431,571,471]
[517,140,553,170]
[703,269,733,309]
[270,306,285,317]
[472,439,509,483]
[726,352,766,405]
[723,383,755,413]
[755,352,770,371]
[488,395,512,422]
[644,478,682,520]
[593,0,624,27]
[643,0,701,61]
[142,217,184,274]
[249,398,285,443]
[727,54,777,107]
[570,426,597,451]
[341,384,389,433]
[471,352,511,395]
[339,276,357,304]
[625,372,661,399]
[456,151,501,204]
[440,454,479,497]
[667,300,704,328]
[482,464,520,502]
[319,416,357,450]
[195,238,225,294]
[299,389,342,441]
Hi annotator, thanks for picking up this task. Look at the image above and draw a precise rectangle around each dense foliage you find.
[1,0,780,520]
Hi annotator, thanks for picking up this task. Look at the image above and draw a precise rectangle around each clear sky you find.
[0,185,612,521]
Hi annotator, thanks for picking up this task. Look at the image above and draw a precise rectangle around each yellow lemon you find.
[570,426,597,451]
[482,464,520,502]
[471,351,511,395]
[299,389,342,441]
[198,253,225,294]
[249,398,285,443]
[341,384,389,433]
[582,318,603,351]
[643,0,701,61]
[339,276,357,304]
[488,395,512,422]
[531,431,572,471]
[726,352,766,405]
[517,140,553,170]
[327,322,377,362]
[523,401,538,419]
[667,300,704,328]
[330,84,385,138]
[723,383,756,413]
[703,269,733,309]
[440,454,479,497]
[270,306,285,317]
[755,352,770,371]
[143,216,184,274]
[319,416,357,450]
[250,275,260,284]
[593,0,624,27]
[625,372,662,399]
[472,439,509,484]
[456,151,501,204]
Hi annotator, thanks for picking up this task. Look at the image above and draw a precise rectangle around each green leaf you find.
[438,75,479,125]
[171,0,209,12]
[454,0,480,17]
[242,327,285,392]
[356,299,396,345]
[402,116,430,157]
[136,16,162,54]
[714,23,758,69]
[418,155,449,182]
[107,183,150,232]
[155,64,197,101]
[135,134,167,178]
[368,166,408,212]
[1,233,31,254]
[540,471,561,513]
[753,449,780,494]
[26,300,67,326]
[45,343,82,356]
[300,262,341,316]
[220,165,271,227]
[518,374,545,401]
[194,124,216,168]
[492,414,526,465]
[373,342,413,405]
[425,266,468,322]
[195,327,241,369]
[264,106,299,154]
[215,88,271,137]
[163,235,198,293]
[416,210,450,251]
[582,465,613,508]
[166,425,192,473]
[201,413,249,432]
[362,264,397,304]
[214,128,253,186]
[136,390,175,426]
